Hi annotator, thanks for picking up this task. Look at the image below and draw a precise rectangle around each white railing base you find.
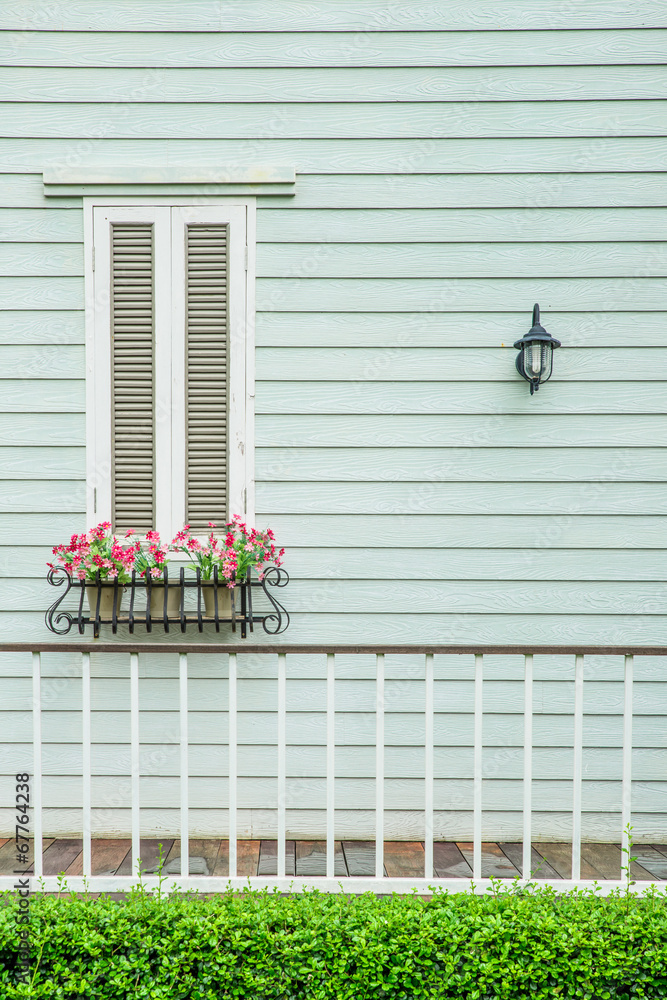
[1,875,660,897]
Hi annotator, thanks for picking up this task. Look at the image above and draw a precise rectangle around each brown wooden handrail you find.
[0,643,666,655]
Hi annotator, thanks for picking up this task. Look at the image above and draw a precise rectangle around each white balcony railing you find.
[0,642,662,895]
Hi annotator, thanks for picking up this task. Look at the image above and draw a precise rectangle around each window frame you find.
[83,197,256,539]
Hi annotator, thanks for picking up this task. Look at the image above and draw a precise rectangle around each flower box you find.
[46,521,289,638]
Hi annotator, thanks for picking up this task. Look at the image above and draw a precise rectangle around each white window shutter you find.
[110,223,155,532]
[89,204,248,538]
[184,224,229,530]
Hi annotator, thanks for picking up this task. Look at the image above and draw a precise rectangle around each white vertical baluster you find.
[228,653,237,879]
[32,652,43,880]
[621,654,634,879]
[82,652,92,879]
[572,653,584,881]
[376,653,384,879]
[130,652,140,879]
[424,653,434,881]
[179,653,189,878]
[473,653,483,881]
[522,654,533,880]
[277,653,287,878]
[326,653,335,879]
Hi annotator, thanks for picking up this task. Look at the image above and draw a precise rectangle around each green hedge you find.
[1,884,666,999]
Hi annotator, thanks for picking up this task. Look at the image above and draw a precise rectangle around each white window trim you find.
[83,197,256,538]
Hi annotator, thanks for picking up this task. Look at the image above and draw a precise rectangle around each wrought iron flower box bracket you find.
[46,566,290,638]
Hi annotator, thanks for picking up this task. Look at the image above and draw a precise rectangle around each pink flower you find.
[150,567,161,578]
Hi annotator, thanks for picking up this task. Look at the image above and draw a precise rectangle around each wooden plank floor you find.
[3,839,667,881]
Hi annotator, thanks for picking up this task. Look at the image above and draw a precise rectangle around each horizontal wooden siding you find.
[0,5,665,836]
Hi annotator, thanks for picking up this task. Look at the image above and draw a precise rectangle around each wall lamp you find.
[513,303,561,395]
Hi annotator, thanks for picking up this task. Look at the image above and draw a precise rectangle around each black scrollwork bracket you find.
[45,565,292,636]
[45,568,75,635]
[260,566,290,635]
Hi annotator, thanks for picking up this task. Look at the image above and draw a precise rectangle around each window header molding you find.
[43,163,296,197]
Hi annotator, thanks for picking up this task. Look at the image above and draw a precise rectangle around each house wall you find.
[0,3,666,840]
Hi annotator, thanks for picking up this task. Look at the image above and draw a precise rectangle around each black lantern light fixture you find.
[513,303,561,395]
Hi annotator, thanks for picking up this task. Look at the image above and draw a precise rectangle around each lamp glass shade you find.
[524,340,553,381]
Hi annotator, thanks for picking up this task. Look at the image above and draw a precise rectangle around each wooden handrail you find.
[0,643,666,655]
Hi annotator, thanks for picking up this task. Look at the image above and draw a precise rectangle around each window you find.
[85,203,253,538]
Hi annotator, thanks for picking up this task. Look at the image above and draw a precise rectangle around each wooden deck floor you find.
[3,838,667,881]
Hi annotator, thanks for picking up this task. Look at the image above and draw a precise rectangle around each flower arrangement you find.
[171,516,285,587]
[48,522,139,584]
[48,519,285,589]
[128,529,170,580]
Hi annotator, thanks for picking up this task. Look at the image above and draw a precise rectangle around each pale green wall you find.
[0,3,666,839]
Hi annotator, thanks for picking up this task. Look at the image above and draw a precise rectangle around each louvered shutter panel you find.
[185,224,228,530]
[110,223,155,532]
